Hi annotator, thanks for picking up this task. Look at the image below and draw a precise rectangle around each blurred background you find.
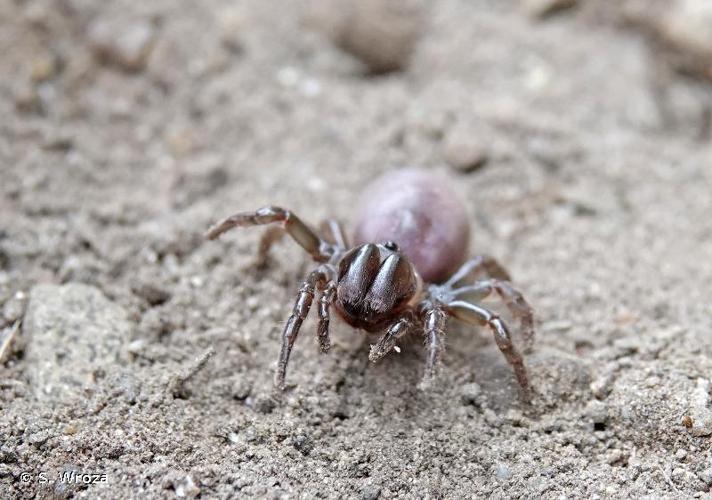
[2,0,712,497]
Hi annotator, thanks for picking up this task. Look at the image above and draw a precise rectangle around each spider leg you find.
[368,310,415,363]
[316,281,337,353]
[206,206,333,262]
[255,226,285,267]
[447,300,530,400]
[418,303,448,390]
[450,281,493,299]
[274,267,329,390]
[490,280,534,352]
[444,255,511,287]
[320,219,349,249]
[452,279,535,353]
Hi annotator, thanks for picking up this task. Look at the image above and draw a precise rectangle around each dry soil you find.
[2,0,712,498]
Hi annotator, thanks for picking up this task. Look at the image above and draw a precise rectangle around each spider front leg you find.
[316,281,337,353]
[369,310,415,363]
[274,267,330,390]
[447,300,530,400]
[418,303,448,390]
[205,206,333,262]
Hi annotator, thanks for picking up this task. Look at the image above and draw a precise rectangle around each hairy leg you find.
[320,219,349,249]
[316,281,337,353]
[369,310,415,363]
[447,300,530,400]
[444,255,511,287]
[206,206,333,262]
[255,226,285,267]
[453,280,535,352]
[274,267,328,390]
[490,281,534,352]
[418,304,448,390]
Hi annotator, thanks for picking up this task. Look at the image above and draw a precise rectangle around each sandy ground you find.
[2,0,712,498]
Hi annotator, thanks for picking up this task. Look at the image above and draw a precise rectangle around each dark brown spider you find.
[206,168,534,398]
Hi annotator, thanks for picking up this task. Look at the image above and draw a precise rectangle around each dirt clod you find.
[689,378,712,437]
[87,18,156,72]
[523,0,577,19]
[23,284,131,400]
[308,0,424,74]
[443,132,490,173]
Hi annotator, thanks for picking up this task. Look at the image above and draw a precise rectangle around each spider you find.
[206,168,534,398]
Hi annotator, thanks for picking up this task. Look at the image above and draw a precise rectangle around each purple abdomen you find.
[353,168,470,284]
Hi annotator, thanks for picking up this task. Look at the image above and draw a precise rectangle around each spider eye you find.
[383,241,399,251]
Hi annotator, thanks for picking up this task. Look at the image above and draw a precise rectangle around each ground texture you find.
[2,0,712,498]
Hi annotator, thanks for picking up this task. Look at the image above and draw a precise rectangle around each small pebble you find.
[127,339,147,355]
[246,296,260,311]
[174,474,200,499]
[88,18,156,72]
[217,7,247,53]
[523,0,577,19]
[606,449,626,465]
[443,133,489,173]
[232,379,252,400]
[27,430,51,446]
[584,400,608,425]
[460,382,483,407]
[689,378,712,436]
[495,462,512,481]
[41,133,74,152]
[645,376,661,388]
[2,292,27,323]
[505,409,525,426]
[698,467,712,486]
[541,467,556,478]
[308,0,423,74]
[132,282,171,306]
[590,372,615,399]
[604,485,618,496]
[189,276,205,288]
[139,309,174,339]
[292,434,312,455]
[360,485,381,500]
[0,446,18,463]
[251,394,276,414]
[116,373,141,405]
[657,0,712,80]
[483,409,500,427]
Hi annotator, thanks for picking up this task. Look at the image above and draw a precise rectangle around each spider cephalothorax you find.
[334,242,419,332]
[206,168,534,398]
